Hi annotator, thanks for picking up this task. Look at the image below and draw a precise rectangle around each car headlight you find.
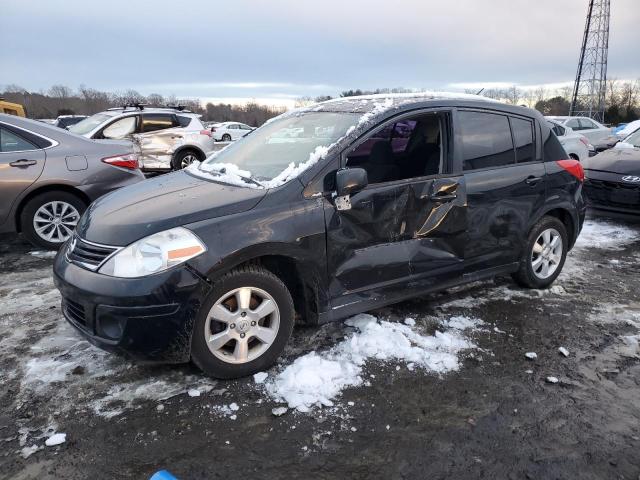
[99,227,206,278]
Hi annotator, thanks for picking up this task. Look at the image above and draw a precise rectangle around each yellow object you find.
[0,99,26,117]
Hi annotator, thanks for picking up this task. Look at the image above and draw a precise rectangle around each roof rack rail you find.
[105,104,194,113]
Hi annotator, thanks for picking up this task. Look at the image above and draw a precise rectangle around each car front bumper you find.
[583,175,640,216]
[53,252,211,363]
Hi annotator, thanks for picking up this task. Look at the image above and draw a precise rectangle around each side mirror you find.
[336,167,368,196]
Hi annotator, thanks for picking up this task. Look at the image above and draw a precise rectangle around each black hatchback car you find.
[54,93,586,378]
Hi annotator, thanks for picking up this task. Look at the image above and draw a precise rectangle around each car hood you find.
[76,171,267,245]
[583,148,640,175]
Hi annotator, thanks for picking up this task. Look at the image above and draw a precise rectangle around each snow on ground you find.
[574,219,638,251]
[265,313,483,412]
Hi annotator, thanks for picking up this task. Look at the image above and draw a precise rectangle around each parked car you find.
[614,119,640,141]
[53,115,87,130]
[612,123,628,135]
[54,93,585,378]
[0,98,26,117]
[0,113,144,249]
[546,116,617,150]
[583,128,640,217]
[68,105,215,171]
[548,120,595,161]
[211,122,255,142]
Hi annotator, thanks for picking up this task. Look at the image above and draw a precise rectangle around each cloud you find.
[2,0,638,104]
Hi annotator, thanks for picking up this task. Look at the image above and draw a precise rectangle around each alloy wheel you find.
[204,286,280,364]
[531,227,563,279]
[180,154,198,169]
[32,201,80,244]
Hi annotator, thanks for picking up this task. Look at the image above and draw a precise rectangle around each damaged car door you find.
[135,113,180,170]
[325,110,467,309]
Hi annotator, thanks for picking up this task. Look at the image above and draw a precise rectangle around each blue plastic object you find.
[150,471,178,480]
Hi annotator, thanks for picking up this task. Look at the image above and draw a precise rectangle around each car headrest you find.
[369,141,393,164]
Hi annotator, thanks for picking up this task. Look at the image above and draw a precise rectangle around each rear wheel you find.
[20,191,86,250]
[222,133,232,142]
[512,216,568,289]
[191,265,295,379]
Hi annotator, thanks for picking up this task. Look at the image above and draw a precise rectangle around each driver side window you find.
[346,113,444,184]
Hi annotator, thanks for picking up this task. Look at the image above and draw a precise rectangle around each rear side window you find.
[543,127,567,162]
[565,119,580,129]
[579,118,596,129]
[142,114,175,133]
[549,123,565,137]
[510,117,535,163]
[0,127,37,152]
[176,115,192,127]
[459,111,514,171]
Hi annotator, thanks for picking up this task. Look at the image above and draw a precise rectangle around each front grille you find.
[584,179,640,210]
[63,298,87,327]
[66,236,119,271]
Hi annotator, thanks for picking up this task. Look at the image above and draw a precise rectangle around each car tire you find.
[511,215,568,289]
[20,191,87,250]
[222,134,232,142]
[191,265,295,379]
[172,149,201,170]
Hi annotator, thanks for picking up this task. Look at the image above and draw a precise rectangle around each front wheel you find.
[191,265,295,379]
[512,216,568,289]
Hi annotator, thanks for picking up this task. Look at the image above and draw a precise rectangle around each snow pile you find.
[261,145,330,188]
[28,251,57,258]
[441,315,484,330]
[355,98,394,127]
[197,162,259,189]
[266,313,478,412]
[45,433,66,447]
[574,220,638,251]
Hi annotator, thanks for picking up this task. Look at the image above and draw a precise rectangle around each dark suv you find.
[53,93,585,378]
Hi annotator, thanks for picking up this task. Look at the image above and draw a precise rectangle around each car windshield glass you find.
[68,113,113,135]
[195,112,358,188]
[623,130,640,148]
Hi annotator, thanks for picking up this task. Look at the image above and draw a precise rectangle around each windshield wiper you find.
[200,166,264,187]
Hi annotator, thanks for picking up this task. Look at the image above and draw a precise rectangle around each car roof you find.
[0,113,91,142]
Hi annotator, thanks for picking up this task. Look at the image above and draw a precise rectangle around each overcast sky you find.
[2,0,638,107]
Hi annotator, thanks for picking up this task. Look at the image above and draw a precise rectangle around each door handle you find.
[429,192,457,202]
[9,159,37,167]
[525,175,542,186]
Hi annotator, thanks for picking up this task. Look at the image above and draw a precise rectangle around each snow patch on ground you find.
[574,219,638,251]
[266,313,479,412]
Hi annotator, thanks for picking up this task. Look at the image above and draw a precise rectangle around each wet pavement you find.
[1,216,640,480]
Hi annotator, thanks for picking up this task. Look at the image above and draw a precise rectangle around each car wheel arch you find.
[15,184,90,233]
[173,146,206,162]
[537,207,576,250]
[205,252,321,326]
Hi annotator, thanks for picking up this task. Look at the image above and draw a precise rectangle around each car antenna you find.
[475,88,485,95]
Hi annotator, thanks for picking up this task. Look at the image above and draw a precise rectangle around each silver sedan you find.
[0,114,144,249]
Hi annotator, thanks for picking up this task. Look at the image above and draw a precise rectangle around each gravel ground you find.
[1,216,640,480]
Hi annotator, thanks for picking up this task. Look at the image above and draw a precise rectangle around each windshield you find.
[196,112,358,188]
[623,130,640,148]
[68,113,113,135]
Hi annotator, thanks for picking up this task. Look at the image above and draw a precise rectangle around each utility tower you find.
[569,0,610,122]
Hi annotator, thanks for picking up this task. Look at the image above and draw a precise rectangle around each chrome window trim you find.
[0,121,60,153]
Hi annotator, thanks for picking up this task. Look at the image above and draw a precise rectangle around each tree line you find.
[0,84,285,127]
[2,80,638,126]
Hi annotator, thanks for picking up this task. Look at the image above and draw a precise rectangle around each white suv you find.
[69,106,216,171]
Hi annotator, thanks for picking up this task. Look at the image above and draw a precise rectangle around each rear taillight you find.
[200,130,212,137]
[102,153,140,170]
[556,159,584,182]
